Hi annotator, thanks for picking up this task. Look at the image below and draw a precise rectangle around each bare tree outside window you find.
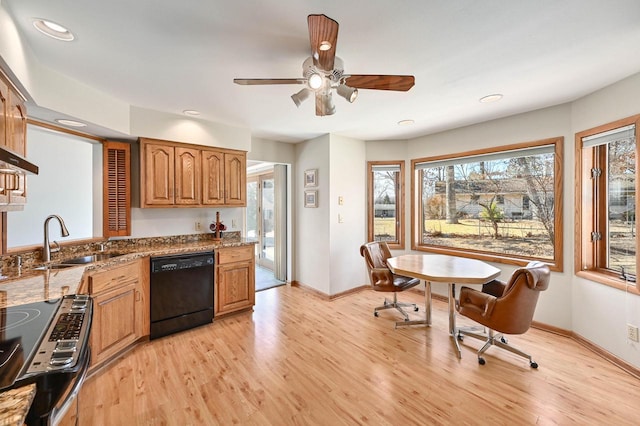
[413,138,563,267]
[368,161,405,249]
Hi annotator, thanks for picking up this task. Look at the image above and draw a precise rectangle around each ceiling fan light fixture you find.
[307,73,323,90]
[321,93,336,115]
[319,41,332,51]
[291,88,311,107]
[337,84,358,103]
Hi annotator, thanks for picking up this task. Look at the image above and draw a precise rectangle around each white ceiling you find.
[4,0,640,143]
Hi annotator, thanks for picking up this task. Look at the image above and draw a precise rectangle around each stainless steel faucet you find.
[43,215,70,262]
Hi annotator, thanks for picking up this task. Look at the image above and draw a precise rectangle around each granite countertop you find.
[0,238,256,423]
[0,238,257,309]
[0,384,35,426]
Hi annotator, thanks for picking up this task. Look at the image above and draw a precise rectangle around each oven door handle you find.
[50,346,91,425]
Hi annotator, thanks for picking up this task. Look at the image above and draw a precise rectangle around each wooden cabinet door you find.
[215,246,255,317]
[0,77,7,148]
[7,172,26,206]
[175,147,201,205]
[103,141,131,236]
[6,90,26,156]
[224,152,246,206]
[87,260,145,368]
[143,143,174,206]
[202,149,224,205]
[216,261,254,316]
[90,281,137,367]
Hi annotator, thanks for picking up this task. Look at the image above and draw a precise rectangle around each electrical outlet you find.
[195,221,202,232]
[627,324,639,342]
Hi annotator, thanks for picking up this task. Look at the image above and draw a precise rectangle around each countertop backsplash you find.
[1,231,242,272]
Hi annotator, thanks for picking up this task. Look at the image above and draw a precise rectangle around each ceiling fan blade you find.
[234,78,306,85]
[308,14,339,71]
[315,92,335,116]
[343,75,415,91]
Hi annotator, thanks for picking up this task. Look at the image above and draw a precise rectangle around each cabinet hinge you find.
[591,168,602,179]
[590,231,602,242]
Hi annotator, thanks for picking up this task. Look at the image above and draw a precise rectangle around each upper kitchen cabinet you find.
[224,151,247,206]
[103,141,131,237]
[0,73,26,156]
[0,72,28,211]
[201,148,247,206]
[140,137,246,208]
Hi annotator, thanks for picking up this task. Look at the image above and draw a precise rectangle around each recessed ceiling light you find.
[32,19,75,41]
[183,110,201,116]
[479,94,503,103]
[319,41,332,51]
[398,119,415,126]
[55,119,86,127]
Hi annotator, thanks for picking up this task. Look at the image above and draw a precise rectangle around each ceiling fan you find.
[233,14,415,116]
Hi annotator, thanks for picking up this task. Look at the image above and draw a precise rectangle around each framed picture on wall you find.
[304,190,318,208]
[304,169,318,187]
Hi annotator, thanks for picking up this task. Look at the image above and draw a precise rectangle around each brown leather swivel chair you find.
[456,261,550,368]
[360,242,419,326]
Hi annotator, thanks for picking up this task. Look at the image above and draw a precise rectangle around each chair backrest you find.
[490,261,550,334]
[359,242,394,290]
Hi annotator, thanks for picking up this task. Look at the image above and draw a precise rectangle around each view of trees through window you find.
[368,162,403,248]
[603,133,636,276]
[415,142,559,262]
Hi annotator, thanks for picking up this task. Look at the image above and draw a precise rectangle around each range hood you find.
[0,146,39,175]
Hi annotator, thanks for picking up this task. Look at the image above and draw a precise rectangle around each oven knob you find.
[50,352,74,366]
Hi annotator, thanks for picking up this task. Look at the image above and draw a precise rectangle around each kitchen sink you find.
[59,252,127,265]
[33,252,127,271]
[34,263,76,270]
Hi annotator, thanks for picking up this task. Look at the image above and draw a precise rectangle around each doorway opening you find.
[246,162,288,292]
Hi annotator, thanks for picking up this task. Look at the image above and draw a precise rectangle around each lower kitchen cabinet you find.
[215,245,255,317]
[82,258,149,369]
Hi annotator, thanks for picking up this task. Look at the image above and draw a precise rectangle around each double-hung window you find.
[367,161,405,249]
[412,137,563,270]
[576,115,639,291]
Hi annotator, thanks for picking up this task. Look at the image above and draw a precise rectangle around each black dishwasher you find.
[150,252,215,339]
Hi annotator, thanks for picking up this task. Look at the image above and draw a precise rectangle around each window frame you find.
[575,114,640,293]
[411,137,564,271]
[367,160,405,249]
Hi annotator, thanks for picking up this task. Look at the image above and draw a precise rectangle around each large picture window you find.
[576,115,639,292]
[412,137,563,270]
[367,161,404,249]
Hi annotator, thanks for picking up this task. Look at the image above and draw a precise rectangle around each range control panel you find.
[26,295,92,374]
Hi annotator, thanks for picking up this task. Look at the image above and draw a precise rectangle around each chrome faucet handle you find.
[51,240,61,254]
[99,243,106,252]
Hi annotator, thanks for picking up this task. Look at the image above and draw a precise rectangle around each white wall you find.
[570,72,640,366]
[129,206,243,238]
[130,106,251,152]
[294,135,331,293]
[329,134,367,294]
[249,137,296,164]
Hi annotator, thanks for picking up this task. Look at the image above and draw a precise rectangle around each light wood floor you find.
[76,286,640,425]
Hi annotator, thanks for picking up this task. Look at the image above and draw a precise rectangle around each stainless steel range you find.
[0,294,92,425]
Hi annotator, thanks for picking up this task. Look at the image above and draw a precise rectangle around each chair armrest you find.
[481,279,507,297]
[458,286,497,317]
[370,267,393,287]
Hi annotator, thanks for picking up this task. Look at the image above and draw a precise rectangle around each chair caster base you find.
[374,311,379,317]
[530,361,538,369]
[478,357,486,365]
[413,306,419,312]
